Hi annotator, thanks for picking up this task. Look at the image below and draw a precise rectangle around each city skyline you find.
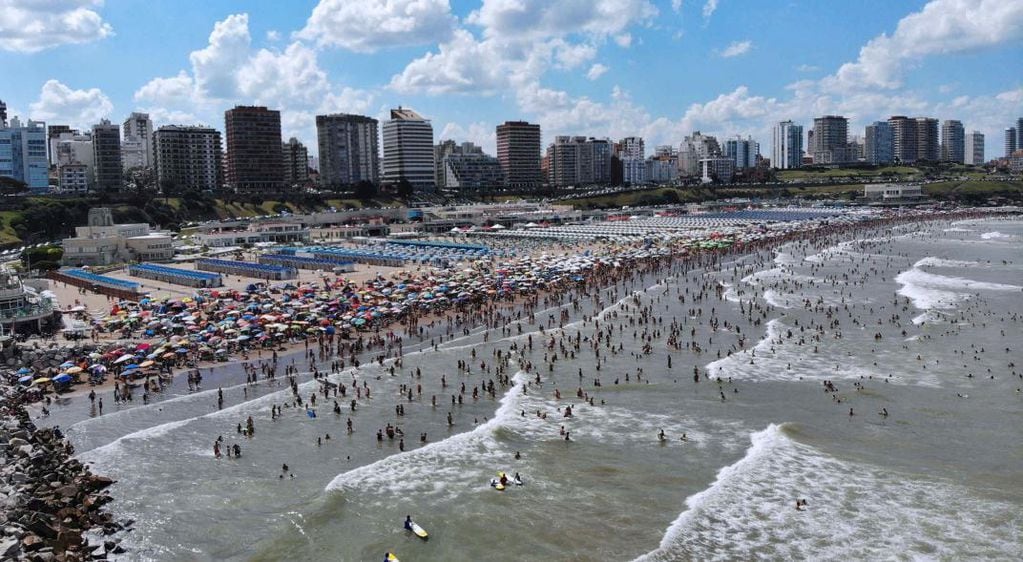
[0,0,1021,160]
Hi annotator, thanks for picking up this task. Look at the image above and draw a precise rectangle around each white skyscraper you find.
[965,131,985,165]
[382,107,435,191]
[772,121,803,169]
[122,112,154,170]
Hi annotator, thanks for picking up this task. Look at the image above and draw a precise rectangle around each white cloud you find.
[438,121,496,154]
[266,30,280,42]
[796,64,820,73]
[389,29,526,94]
[553,40,597,69]
[390,0,656,97]
[672,0,684,13]
[189,13,251,99]
[297,0,456,53]
[823,0,1023,92]
[133,71,195,106]
[586,63,609,80]
[702,0,719,20]
[237,42,331,107]
[29,79,113,128]
[614,33,632,48]
[321,88,376,116]
[134,13,372,154]
[469,0,658,39]
[995,87,1023,104]
[719,40,752,58]
[0,0,113,53]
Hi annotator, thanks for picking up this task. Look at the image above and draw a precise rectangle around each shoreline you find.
[4,206,1020,560]
[31,207,1020,406]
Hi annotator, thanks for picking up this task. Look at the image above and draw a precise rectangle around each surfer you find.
[404,515,413,531]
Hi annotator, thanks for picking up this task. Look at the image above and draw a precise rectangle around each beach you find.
[15,209,1023,561]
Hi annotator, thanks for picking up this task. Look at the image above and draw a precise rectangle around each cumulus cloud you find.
[469,0,657,39]
[0,0,113,53]
[188,13,251,99]
[586,63,609,80]
[134,13,372,153]
[719,40,752,58]
[390,0,656,97]
[133,71,195,107]
[297,0,456,52]
[29,80,113,128]
[822,0,1023,92]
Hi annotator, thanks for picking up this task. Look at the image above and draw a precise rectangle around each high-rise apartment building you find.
[613,136,646,185]
[965,131,985,165]
[282,137,309,187]
[864,121,893,165]
[495,121,541,190]
[811,115,849,164]
[888,116,915,163]
[679,131,721,175]
[915,118,939,162]
[91,119,122,191]
[434,141,503,191]
[46,125,72,166]
[940,120,965,163]
[724,135,758,169]
[1007,128,1018,157]
[0,99,6,127]
[53,131,94,189]
[771,121,803,169]
[153,125,223,193]
[434,139,463,187]
[316,113,379,189]
[616,136,645,160]
[888,116,938,163]
[1017,118,1023,150]
[122,112,154,170]
[546,136,611,187]
[58,163,90,193]
[382,107,435,191]
[0,117,49,193]
[225,106,284,193]
[646,148,678,184]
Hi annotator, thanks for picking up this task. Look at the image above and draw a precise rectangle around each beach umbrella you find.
[32,378,51,385]
[18,375,33,384]
[66,366,84,374]
[114,354,134,364]
[54,374,73,384]
[59,361,75,369]
[140,360,155,368]
[16,367,32,375]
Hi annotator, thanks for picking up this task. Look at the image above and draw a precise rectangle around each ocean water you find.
[38,217,1023,561]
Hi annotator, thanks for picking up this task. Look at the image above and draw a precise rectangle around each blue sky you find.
[1,0,1021,159]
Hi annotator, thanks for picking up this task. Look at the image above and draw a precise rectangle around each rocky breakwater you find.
[1,385,131,561]
[3,343,100,371]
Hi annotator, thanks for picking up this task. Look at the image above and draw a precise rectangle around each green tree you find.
[396,178,414,200]
[354,180,377,200]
